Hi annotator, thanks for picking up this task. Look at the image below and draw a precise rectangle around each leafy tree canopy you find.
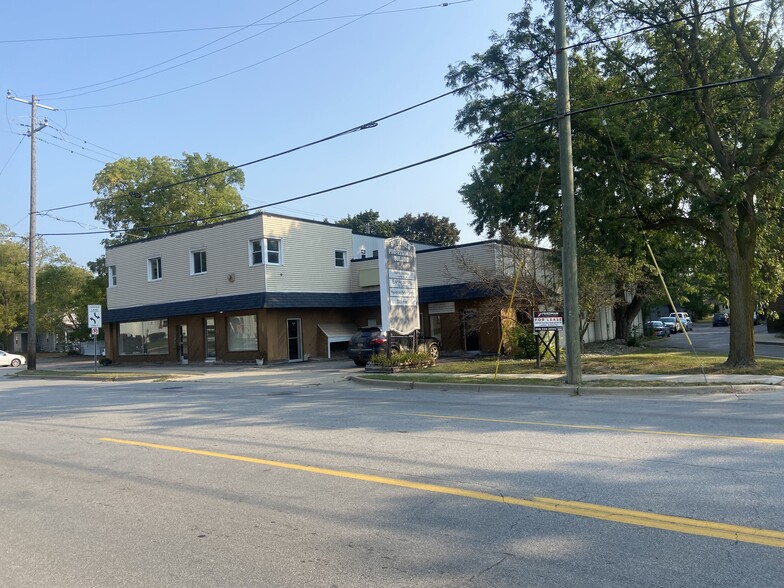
[335,210,460,246]
[37,264,94,335]
[0,226,27,337]
[335,210,394,237]
[92,152,246,246]
[447,0,784,365]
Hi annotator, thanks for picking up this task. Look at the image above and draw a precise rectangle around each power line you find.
[40,73,496,214]
[0,136,25,178]
[566,0,764,52]
[51,1,397,110]
[40,129,120,162]
[37,70,778,239]
[0,2,473,44]
[46,124,126,158]
[41,0,319,99]
[36,136,114,164]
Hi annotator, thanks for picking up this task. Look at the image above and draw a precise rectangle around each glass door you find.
[204,318,216,362]
[177,324,188,363]
[287,318,302,361]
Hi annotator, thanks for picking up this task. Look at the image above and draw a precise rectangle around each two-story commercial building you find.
[103,211,624,365]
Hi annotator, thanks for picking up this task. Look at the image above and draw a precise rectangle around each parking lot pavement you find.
[14,353,359,387]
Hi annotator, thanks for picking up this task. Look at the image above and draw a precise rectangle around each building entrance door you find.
[287,318,302,361]
[462,309,480,352]
[204,318,216,362]
[177,324,188,363]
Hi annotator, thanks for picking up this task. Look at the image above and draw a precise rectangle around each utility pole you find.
[553,1,582,385]
[6,92,57,371]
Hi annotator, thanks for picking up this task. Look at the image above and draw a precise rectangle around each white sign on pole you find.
[91,327,100,336]
[88,305,102,329]
[378,237,419,335]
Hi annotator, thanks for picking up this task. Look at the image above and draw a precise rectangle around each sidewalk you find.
[756,328,784,346]
[13,345,784,395]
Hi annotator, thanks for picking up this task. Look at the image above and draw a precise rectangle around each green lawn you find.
[416,348,784,377]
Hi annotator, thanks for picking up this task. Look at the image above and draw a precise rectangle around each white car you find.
[0,350,26,367]
[669,312,693,331]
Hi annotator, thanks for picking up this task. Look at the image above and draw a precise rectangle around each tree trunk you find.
[721,211,757,367]
[613,294,644,341]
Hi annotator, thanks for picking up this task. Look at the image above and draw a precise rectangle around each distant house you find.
[102,211,630,365]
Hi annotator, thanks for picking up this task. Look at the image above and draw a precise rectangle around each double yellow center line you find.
[100,437,784,548]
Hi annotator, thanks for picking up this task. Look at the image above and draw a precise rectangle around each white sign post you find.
[378,237,419,337]
[87,305,102,372]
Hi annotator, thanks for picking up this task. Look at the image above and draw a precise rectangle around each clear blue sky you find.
[2,1,525,267]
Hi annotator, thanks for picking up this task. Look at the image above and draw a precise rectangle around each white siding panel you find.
[416,243,499,288]
[261,215,354,293]
[106,215,268,309]
[105,214,357,310]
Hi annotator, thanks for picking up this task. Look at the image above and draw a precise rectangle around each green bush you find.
[626,325,642,347]
[370,350,434,368]
[507,325,539,359]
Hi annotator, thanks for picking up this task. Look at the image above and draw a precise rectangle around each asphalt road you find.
[1,368,783,587]
[651,322,784,358]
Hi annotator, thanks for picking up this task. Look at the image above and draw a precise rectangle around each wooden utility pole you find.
[6,92,57,370]
[553,1,582,384]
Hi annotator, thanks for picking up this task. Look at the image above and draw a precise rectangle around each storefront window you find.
[119,319,168,355]
[227,315,258,351]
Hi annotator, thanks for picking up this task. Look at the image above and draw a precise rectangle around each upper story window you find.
[249,238,282,266]
[108,265,117,287]
[249,239,263,265]
[148,257,162,281]
[191,250,207,275]
[266,238,281,265]
[335,250,347,268]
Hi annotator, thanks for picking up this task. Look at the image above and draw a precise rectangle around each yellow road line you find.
[100,437,784,548]
[399,412,784,445]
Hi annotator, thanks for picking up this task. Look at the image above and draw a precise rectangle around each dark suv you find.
[712,312,729,327]
[347,327,440,367]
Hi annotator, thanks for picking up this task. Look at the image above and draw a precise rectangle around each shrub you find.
[507,325,539,359]
[370,350,434,368]
[626,325,642,347]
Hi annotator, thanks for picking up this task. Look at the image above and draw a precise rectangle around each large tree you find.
[0,226,28,338]
[393,213,460,246]
[92,152,246,245]
[447,1,784,366]
[335,210,394,237]
[37,263,94,336]
[335,210,460,246]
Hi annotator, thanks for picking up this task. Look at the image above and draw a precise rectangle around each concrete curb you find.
[350,375,783,396]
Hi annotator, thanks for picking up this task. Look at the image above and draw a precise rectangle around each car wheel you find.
[11,359,21,367]
[427,343,440,360]
[353,359,367,367]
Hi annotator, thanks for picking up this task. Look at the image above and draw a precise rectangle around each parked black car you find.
[347,327,440,367]
[712,312,730,327]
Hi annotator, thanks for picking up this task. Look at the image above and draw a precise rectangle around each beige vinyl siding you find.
[351,258,381,292]
[416,243,499,288]
[260,215,353,293]
[106,214,355,310]
[106,216,266,309]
